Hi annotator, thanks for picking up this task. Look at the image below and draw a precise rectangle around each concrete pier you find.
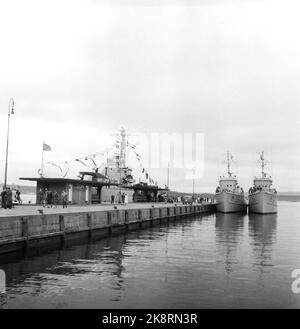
[0,203,216,256]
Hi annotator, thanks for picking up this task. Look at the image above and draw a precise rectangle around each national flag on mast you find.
[43,142,51,151]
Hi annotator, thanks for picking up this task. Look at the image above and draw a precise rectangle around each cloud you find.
[0,0,299,192]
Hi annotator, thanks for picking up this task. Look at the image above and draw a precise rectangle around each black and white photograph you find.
[0,0,300,317]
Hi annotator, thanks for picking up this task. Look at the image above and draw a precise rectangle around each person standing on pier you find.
[16,189,22,205]
[47,190,53,208]
[1,188,7,209]
[111,194,115,204]
[53,191,59,208]
[43,188,48,207]
[61,190,67,208]
[38,188,44,205]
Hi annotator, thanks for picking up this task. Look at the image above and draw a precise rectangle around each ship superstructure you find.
[215,152,247,213]
[248,152,277,214]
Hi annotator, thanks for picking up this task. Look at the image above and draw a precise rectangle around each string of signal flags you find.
[40,139,159,186]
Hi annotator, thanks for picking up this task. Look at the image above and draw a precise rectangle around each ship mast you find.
[119,126,127,168]
[260,151,265,177]
[226,151,232,177]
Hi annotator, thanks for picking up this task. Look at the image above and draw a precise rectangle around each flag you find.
[46,162,62,173]
[127,141,136,149]
[43,142,51,151]
[75,159,88,167]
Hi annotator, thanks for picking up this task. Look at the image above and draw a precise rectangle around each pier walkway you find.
[0,202,207,219]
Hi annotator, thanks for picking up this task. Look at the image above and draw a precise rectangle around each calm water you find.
[0,202,300,309]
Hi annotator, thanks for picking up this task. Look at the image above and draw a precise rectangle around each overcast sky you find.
[0,0,299,192]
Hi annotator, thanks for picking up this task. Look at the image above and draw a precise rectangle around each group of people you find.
[111,192,129,205]
[249,186,263,194]
[157,194,212,204]
[1,187,21,209]
[38,188,68,208]
[216,185,244,194]
[248,185,277,194]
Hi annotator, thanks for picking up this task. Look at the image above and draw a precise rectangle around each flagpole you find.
[4,98,15,188]
[126,140,128,168]
[192,168,195,202]
[167,161,170,200]
[41,141,44,177]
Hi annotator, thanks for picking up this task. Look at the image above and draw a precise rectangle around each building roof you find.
[131,183,166,191]
[19,177,166,191]
[79,171,108,179]
[19,177,118,187]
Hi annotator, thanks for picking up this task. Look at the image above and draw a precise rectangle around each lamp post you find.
[3,98,15,189]
[192,168,195,203]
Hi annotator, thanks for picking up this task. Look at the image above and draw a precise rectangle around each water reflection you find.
[248,213,277,273]
[215,212,246,275]
[0,234,128,306]
[0,224,175,308]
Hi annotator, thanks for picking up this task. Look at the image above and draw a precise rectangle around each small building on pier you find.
[19,176,119,205]
[19,176,167,205]
[132,183,166,202]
